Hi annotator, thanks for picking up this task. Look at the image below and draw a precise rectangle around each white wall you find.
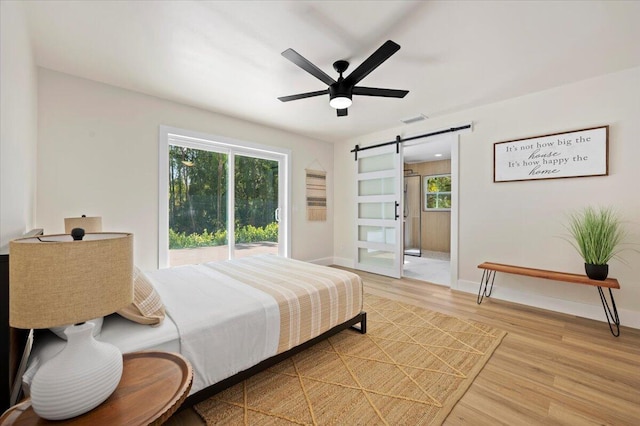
[334,67,640,327]
[0,1,38,253]
[37,69,334,270]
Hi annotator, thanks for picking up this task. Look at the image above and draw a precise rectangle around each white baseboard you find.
[457,279,640,330]
[330,257,355,269]
[307,256,335,266]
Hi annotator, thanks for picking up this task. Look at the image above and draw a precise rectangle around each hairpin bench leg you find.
[597,287,620,337]
[477,269,496,304]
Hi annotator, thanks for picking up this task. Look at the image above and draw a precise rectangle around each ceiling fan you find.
[278,40,409,117]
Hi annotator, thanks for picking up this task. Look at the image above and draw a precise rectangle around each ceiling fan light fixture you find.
[278,40,408,116]
[329,96,352,109]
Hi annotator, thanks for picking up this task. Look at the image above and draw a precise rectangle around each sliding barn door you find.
[355,145,403,278]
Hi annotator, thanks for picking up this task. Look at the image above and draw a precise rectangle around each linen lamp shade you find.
[9,233,133,329]
[64,216,102,234]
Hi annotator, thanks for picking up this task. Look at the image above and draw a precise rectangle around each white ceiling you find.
[403,136,452,163]
[23,1,640,144]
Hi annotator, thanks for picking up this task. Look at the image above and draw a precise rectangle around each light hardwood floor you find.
[167,269,640,425]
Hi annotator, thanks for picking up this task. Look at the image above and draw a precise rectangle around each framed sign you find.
[494,126,608,182]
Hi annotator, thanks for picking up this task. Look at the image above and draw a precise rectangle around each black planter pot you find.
[585,263,608,280]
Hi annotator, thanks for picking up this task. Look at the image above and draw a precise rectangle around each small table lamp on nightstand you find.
[64,215,102,234]
[9,232,133,421]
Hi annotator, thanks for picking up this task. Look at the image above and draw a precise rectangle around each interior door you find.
[355,144,403,278]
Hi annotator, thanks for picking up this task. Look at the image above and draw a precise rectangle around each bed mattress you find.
[148,255,363,393]
[23,255,363,397]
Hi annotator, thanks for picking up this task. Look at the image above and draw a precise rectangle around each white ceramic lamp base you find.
[30,322,123,420]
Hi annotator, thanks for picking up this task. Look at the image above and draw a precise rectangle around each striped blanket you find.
[204,255,363,353]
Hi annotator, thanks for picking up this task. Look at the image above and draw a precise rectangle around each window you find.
[423,174,451,210]
[159,126,291,268]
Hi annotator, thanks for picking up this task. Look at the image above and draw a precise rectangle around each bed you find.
[1,254,366,412]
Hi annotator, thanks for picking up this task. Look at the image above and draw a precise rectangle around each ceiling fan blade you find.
[282,48,336,86]
[278,89,328,102]
[337,108,348,117]
[352,87,409,98]
[344,40,401,86]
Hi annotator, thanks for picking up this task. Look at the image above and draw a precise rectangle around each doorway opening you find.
[401,134,456,286]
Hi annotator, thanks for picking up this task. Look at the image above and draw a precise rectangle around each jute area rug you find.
[195,293,506,425]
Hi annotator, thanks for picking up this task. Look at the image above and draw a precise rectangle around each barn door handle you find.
[395,201,400,220]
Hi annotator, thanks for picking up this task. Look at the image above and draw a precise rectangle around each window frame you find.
[423,173,452,211]
[158,125,291,268]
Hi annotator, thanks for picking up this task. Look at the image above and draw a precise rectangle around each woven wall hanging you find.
[305,169,326,221]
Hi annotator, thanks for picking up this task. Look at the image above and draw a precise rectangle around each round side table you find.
[0,351,193,426]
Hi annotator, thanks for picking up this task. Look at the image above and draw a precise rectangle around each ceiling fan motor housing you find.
[329,82,352,102]
[330,60,352,106]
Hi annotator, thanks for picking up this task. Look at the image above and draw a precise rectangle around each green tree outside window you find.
[168,146,279,249]
[424,174,451,210]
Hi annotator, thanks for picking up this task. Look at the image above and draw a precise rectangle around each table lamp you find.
[64,215,102,234]
[9,232,133,420]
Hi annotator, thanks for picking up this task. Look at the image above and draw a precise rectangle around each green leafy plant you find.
[565,206,627,265]
[169,222,278,249]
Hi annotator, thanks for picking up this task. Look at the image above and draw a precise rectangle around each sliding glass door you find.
[167,145,230,266]
[159,126,289,268]
[233,154,280,259]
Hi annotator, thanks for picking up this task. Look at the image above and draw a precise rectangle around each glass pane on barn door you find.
[355,145,403,278]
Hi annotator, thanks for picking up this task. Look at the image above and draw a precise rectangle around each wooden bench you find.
[477,262,621,336]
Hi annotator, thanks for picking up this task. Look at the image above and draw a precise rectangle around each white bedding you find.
[147,264,280,394]
[99,314,180,354]
[23,256,363,399]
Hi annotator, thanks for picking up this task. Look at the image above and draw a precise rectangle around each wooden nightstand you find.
[0,351,193,426]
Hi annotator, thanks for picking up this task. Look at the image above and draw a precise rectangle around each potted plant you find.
[565,206,627,280]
